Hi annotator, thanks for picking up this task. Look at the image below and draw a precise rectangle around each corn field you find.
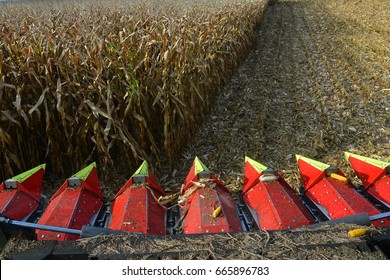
[0,0,268,179]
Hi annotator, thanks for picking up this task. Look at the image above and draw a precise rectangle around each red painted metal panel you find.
[182,159,226,193]
[36,187,103,240]
[297,159,326,191]
[113,174,164,201]
[182,183,241,234]
[15,168,45,202]
[50,165,102,201]
[109,186,166,235]
[180,158,242,234]
[109,162,166,235]
[348,156,387,188]
[346,154,390,206]
[244,181,315,230]
[242,161,260,194]
[305,178,390,227]
[36,165,104,241]
[0,188,39,220]
[298,155,390,227]
[0,167,44,220]
[243,161,314,230]
[366,176,390,207]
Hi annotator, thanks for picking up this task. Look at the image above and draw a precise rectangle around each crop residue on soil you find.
[0,224,387,260]
[163,0,389,193]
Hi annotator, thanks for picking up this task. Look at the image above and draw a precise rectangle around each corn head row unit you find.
[1,152,390,258]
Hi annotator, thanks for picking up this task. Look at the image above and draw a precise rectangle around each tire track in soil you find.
[164,0,389,191]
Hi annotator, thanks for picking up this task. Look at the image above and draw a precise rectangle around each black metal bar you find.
[0,215,130,238]
[369,211,390,221]
[305,213,371,229]
[0,216,81,235]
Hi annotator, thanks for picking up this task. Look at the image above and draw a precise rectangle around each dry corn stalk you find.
[0,0,268,179]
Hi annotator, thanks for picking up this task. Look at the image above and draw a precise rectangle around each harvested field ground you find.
[164,0,390,193]
[1,0,390,260]
[1,224,389,260]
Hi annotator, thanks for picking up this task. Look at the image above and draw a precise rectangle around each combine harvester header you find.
[345,152,390,208]
[36,163,104,241]
[107,161,166,235]
[179,157,242,234]
[243,157,315,230]
[1,153,390,259]
[0,164,46,221]
[296,154,390,227]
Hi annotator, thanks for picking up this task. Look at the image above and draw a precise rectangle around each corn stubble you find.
[0,0,267,178]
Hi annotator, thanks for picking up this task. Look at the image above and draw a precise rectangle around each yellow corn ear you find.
[212,206,222,218]
[330,173,348,183]
[348,228,367,237]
